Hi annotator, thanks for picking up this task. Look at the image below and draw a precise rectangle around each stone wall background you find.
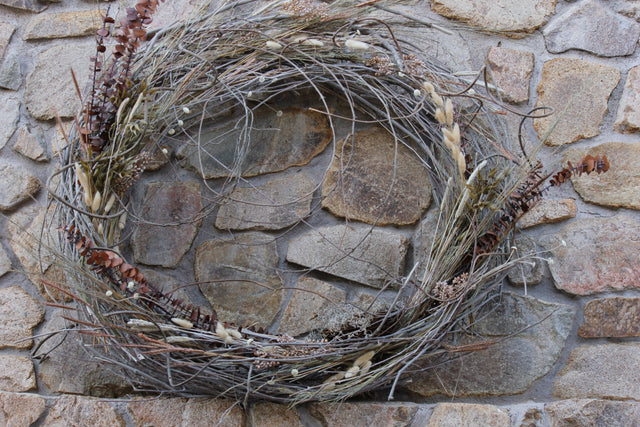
[1,0,640,425]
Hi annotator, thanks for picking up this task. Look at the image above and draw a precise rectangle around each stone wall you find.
[1,0,640,425]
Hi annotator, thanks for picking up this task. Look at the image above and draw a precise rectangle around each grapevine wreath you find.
[45,0,609,404]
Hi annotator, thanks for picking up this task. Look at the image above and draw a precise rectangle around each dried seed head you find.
[171,318,193,329]
[266,40,282,50]
[345,39,371,51]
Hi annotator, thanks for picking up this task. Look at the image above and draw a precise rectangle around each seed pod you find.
[171,318,193,329]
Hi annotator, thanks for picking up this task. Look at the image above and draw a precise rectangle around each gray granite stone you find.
[43,396,125,427]
[409,293,574,397]
[427,403,510,427]
[196,232,283,327]
[132,181,202,267]
[615,66,640,133]
[0,162,40,211]
[541,215,640,295]
[0,98,19,150]
[25,42,93,120]
[24,10,106,40]
[308,403,417,427]
[0,286,44,349]
[178,107,331,178]
[431,0,556,38]
[0,356,36,392]
[518,199,577,229]
[534,58,620,146]
[0,0,47,12]
[0,246,10,278]
[487,46,534,103]
[286,224,409,289]
[14,126,49,162]
[0,391,46,427]
[216,174,315,231]
[128,397,245,427]
[554,344,640,400]
[0,23,15,62]
[544,0,640,57]
[249,403,302,427]
[507,235,544,287]
[546,399,640,427]
[578,297,640,338]
[321,128,432,226]
[0,53,22,91]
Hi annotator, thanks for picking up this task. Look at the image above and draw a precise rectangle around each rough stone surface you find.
[278,277,347,336]
[0,247,10,278]
[37,310,131,397]
[578,297,640,338]
[43,396,124,427]
[25,42,93,120]
[196,232,283,326]
[507,235,545,287]
[541,215,640,295]
[611,0,640,22]
[308,403,418,427]
[412,209,440,282]
[427,403,510,427]
[553,344,640,400]
[0,23,15,63]
[0,0,47,12]
[216,174,315,231]
[566,142,640,209]
[321,128,432,226]
[431,0,556,37]
[249,403,302,427]
[0,52,22,91]
[615,66,640,133]
[286,225,409,288]
[24,10,106,40]
[534,58,620,146]
[409,293,574,397]
[178,107,331,178]
[14,126,49,162]
[0,98,19,150]
[518,199,577,229]
[544,0,640,57]
[546,399,640,427]
[487,46,534,103]
[132,181,202,267]
[0,356,36,392]
[0,286,44,349]
[128,397,245,427]
[0,392,46,427]
[142,268,215,316]
[397,24,472,73]
[0,163,39,211]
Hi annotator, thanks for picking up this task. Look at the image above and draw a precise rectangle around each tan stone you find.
[0,98,19,150]
[431,0,556,38]
[277,277,347,336]
[0,392,46,427]
[578,297,640,338]
[615,66,640,133]
[308,402,417,427]
[564,142,640,210]
[51,121,74,158]
[24,10,107,40]
[0,286,44,349]
[0,163,40,212]
[534,58,620,146]
[249,403,302,427]
[0,23,15,62]
[554,344,640,400]
[546,399,640,427]
[128,397,245,427]
[427,403,510,426]
[43,396,124,427]
[487,46,534,103]
[321,128,432,226]
[14,126,49,162]
[0,246,10,278]
[0,356,36,392]
[518,199,577,229]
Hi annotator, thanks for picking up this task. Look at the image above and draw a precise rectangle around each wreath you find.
[46,0,608,405]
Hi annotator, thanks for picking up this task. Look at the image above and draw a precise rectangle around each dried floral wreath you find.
[46,0,609,405]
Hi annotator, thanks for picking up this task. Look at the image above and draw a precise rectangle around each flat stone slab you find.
[0,356,36,392]
[554,344,640,400]
[0,286,44,349]
[0,0,47,12]
[286,225,409,288]
[132,181,202,267]
[578,297,640,338]
[409,293,574,397]
[216,174,315,231]
[518,199,577,229]
[277,277,347,336]
[534,58,620,146]
[0,52,21,91]
[308,403,417,427]
[249,403,302,427]
[615,66,640,133]
[541,215,640,295]
[24,10,106,40]
[0,98,19,150]
[178,107,331,178]
[0,23,15,62]
[487,46,534,103]
[0,391,46,427]
[546,399,640,426]
[128,397,245,427]
[427,403,510,427]
[195,232,284,327]
[14,126,49,162]
[0,163,40,211]
[431,0,556,38]
[44,396,125,427]
[544,0,640,57]
[25,42,93,120]
[321,128,432,226]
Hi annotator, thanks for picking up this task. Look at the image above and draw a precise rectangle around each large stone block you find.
[0,286,44,349]
[427,403,510,427]
[128,397,245,427]
[546,399,640,427]
[487,46,534,103]
[0,356,36,392]
[308,402,418,427]
[43,396,125,427]
[24,10,107,40]
[615,66,640,133]
[578,297,640,338]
